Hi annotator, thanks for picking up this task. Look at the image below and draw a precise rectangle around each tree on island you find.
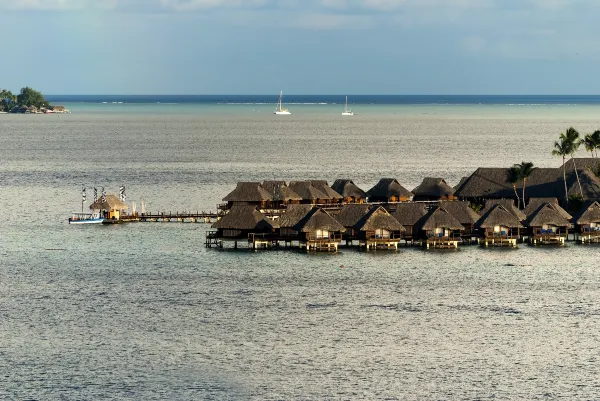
[0,89,16,111]
[17,87,49,109]
[583,133,597,157]
[553,134,571,203]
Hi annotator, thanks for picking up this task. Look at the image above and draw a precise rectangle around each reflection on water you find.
[1,107,600,399]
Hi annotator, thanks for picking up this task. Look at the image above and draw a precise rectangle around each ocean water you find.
[2,99,600,399]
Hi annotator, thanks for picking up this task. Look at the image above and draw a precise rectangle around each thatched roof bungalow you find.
[354,206,405,249]
[391,203,428,240]
[277,204,314,237]
[412,177,456,201]
[333,204,371,240]
[212,205,278,239]
[331,179,367,204]
[573,201,600,242]
[439,200,480,236]
[416,206,464,248]
[475,204,524,246]
[524,198,571,220]
[261,180,302,208]
[310,180,343,204]
[89,194,128,220]
[366,178,413,203]
[288,181,329,204]
[481,199,526,222]
[294,208,345,251]
[222,182,272,209]
[525,203,570,244]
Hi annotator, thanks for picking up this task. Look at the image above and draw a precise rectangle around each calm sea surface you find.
[2,100,600,399]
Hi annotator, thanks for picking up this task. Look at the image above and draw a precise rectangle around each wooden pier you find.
[138,211,219,223]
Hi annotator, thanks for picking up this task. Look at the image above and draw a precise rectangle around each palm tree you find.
[552,135,572,202]
[583,134,596,157]
[592,130,600,157]
[565,127,583,198]
[508,166,521,209]
[512,162,535,209]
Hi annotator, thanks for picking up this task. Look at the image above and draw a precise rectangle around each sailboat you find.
[342,96,355,116]
[274,91,291,115]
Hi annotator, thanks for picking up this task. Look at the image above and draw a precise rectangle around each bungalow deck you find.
[479,233,518,248]
[530,233,566,245]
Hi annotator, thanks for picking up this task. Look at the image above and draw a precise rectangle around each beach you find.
[2,100,600,399]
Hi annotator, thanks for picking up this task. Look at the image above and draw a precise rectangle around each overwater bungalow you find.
[481,199,526,222]
[294,208,345,252]
[391,203,428,242]
[331,179,367,204]
[333,203,371,243]
[277,204,314,239]
[221,182,273,211]
[89,194,129,221]
[261,180,302,209]
[524,197,571,220]
[354,206,405,250]
[366,178,413,203]
[573,201,600,243]
[439,200,480,237]
[310,180,343,204]
[209,205,278,248]
[475,204,524,247]
[415,206,465,249]
[288,181,329,205]
[525,203,570,245]
[412,177,456,202]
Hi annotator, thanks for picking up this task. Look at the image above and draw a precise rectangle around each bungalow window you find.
[390,196,398,202]
[375,229,390,239]
[315,229,329,239]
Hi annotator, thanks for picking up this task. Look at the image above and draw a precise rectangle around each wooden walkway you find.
[138,211,219,223]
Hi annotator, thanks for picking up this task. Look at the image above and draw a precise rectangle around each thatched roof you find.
[212,205,278,230]
[475,204,524,229]
[334,204,371,227]
[89,194,128,210]
[288,181,328,200]
[391,203,428,226]
[564,158,600,173]
[524,198,571,220]
[454,177,468,190]
[366,178,413,199]
[412,177,455,198]
[439,201,480,225]
[277,204,314,228]
[417,206,465,231]
[573,201,600,225]
[296,208,345,233]
[454,166,600,200]
[310,180,343,200]
[355,206,405,232]
[481,199,526,222]
[331,179,367,199]
[261,181,302,202]
[526,203,570,227]
[222,182,272,202]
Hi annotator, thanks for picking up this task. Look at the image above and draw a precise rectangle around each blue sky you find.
[1,0,599,94]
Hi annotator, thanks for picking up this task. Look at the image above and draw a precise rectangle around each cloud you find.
[159,0,268,11]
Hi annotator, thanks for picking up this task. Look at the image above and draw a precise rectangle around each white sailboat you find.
[274,91,291,115]
[342,96,355,116]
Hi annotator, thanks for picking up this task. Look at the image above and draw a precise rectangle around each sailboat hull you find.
[274,111,291,115]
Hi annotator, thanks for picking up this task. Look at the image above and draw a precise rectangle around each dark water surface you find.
[2,109,600,399]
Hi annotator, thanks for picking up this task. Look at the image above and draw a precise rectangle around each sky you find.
[1,0,600,94]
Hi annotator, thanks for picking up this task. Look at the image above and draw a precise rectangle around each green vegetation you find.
[0,87,49,112]
[511,161,535,209]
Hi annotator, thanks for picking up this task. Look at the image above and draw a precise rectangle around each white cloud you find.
[159,0,268,11]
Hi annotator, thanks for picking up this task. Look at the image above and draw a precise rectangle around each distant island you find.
[0,87,69,114]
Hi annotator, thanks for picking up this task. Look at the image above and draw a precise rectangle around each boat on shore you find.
[68,211,104,224]
[274,91,291,115]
